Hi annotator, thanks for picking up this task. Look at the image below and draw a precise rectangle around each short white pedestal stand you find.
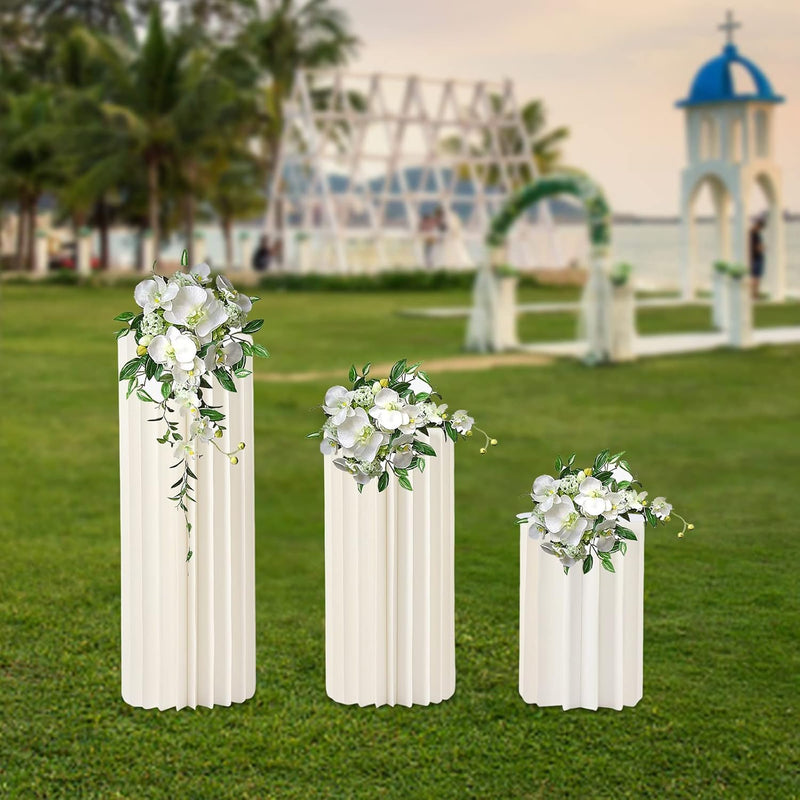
[324,429,455,707]
[465,267,519,352]
[77,229,92,276]
[118,338,256,710]
[609,282,636,362]
[34,231,49,276]
[711,269,729,330]
[727,275,753,349]
[519,515,645,710]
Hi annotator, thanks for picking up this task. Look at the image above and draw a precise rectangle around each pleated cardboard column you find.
[519,515,645,710]
[118,337,256,710]
[324,429,455,707]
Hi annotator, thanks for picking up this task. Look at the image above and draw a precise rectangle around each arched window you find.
[754,110,769,157]
[699,116,719,160]
[728,118,743,163]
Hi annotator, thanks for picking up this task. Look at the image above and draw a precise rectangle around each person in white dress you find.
[435,208,473,269]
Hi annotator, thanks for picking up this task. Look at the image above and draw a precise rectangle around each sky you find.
[338,0,800,215]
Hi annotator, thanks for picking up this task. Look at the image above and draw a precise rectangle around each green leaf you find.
[200,408,225,421]
[389,358,407,383]
[445,422,458,443]
[378,471,389,492]
[417,457,425,473]
[186,550,193,562]
[348,365,357,383]
[598,552,615,573]
[397,474,413,492]
[413,441,437,457]
[362,362,371,376]
[620,541,627,556]
[214,369,237,393]
[616,526,637,541]
[234,368,252,379]
[119,357,143,381]
[115,327,130,340]
[114,311,135,322]
[241,319,264,334]
[240,341,254,357]
[582,554,594,573]
[161,381,171,400]
[555,456,563,472]
[144,356,157,380]
[136,389,154,403]
[252,344,270,359]
[181,249,188,267]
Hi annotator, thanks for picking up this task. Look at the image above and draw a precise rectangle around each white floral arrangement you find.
[310,359,495,491]
[115,252,269,560]
[517,450,693,574]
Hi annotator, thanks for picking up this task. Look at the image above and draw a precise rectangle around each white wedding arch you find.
[264,70,562,273]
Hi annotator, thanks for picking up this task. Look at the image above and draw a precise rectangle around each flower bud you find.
[136,345,147,356]
[238,442,245,450]
[480,447,487,454]
[214,429,223,438]
[229,456,239,465]
[584,468,593,476]
[380,378,389,387]
[687,523,694,530]
[466,430,473,437]
[139,335,153,346]
[677,531,684,538]
[665,516,671,522]
[490,438,498,446]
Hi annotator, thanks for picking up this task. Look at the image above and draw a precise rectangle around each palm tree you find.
[241,0,359,180]
[439,94,570,186]
[0,89,59,270]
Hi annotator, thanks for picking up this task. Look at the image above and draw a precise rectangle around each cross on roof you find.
[718,10,741,45]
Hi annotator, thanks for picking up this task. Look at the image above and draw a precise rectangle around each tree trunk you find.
[222,216,234,271]
[97,197,110,270]
[146,154,160,266]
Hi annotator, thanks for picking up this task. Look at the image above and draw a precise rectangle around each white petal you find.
[134,279,155,308]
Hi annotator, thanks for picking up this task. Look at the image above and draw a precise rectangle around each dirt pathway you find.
[253,352,553,384]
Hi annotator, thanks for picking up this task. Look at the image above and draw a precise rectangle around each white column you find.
[140,231,155,272]
[492,276,520,351]
[238,232,252,272]
[711,267,729,330]
[768,177,786,301]
[726,275,753,349]
[680,174,696,301]
[33,230,49,276]
[324,429,455,707]
[118,337,256,710]
[581,247,612,364]
[193,232,207,266]
[519,516,645,710]
[609,282,636,362]
[77,228,92,276]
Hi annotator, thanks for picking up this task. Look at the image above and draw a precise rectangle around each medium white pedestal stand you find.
[324,429,455,707]
[712,268,729,330]
[727,275,753,349]
[118,338,256,710]
[519,515,645,710]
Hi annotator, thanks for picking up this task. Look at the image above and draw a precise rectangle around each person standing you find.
[252,235,271,272]
[749,217,766,299]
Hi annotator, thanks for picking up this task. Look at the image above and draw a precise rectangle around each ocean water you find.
[107,220,800,292]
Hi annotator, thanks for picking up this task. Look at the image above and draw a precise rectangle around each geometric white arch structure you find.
[265,70,561,273]
[678,12,786,300]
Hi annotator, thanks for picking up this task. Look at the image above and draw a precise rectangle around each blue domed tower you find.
[678,11,786,300]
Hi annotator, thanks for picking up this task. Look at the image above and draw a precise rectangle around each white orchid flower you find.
[398,404,425,435]
[609,461,633,484]
[320,438,338,455]
[391,434,415,469]
[450,409,474,435]
[173,388,201,416]
[134,275,178,314]
[190,416,217,442]
[204,340,243,372]
[423,401,448,425]
[369,388,409,431]
[593,518,618,551]
[651,496,673,520]
[625,488,648,511]
[602,491,627,520]
[337,408,385,462]
[190,262,211,283]
[147,326,197,371]
[544,496,589,546]
[216,274,253,313]
[404,372,432,396]
[323,385,355,426]
[559,546,587,569]
[164,286,228,338]
[516,511,546,540]
[172,439,197,460]
[575,476,610,517]
[532,475,560,512]
[171,356,206,390]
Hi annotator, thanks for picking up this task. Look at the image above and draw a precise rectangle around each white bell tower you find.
[678,11,786,300]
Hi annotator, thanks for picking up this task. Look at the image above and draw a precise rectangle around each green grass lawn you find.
[1,284,799,799]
